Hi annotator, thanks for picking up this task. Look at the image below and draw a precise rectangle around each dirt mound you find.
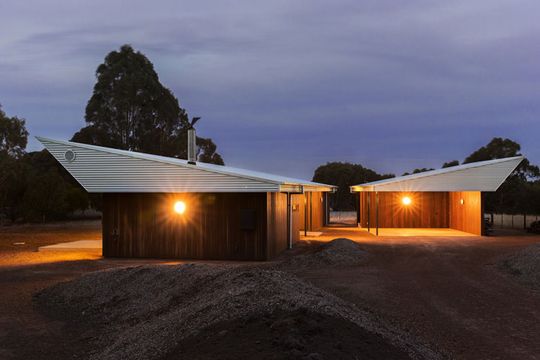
[165,309,409,360]
[280,238,369,268]
[497,243,540,289]
[36,264,436,360]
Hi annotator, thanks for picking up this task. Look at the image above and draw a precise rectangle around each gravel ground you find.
[35,260,437,360]
[165,309,409,360]
[274,238,369,268]
[497,243,540,290]
[2,223,540,360]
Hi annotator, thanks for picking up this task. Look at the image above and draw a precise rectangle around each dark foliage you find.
[442,160,459,168]
[1,45,227,223]
[402,167,435,176]
[0,104,28,158]
[0,108,90,223]
[312,162,393,210]
[72,44,223,164]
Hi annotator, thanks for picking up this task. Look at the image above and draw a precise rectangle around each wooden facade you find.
[449,191,482,235]
[291,192,325,232]
[359,191,483,235]
[102,191,324,261]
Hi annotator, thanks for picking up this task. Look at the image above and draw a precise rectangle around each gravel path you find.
[497,243,540,290]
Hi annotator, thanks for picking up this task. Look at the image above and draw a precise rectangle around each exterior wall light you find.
[460,198,465,205]
[174,201,186,214]
[402,196,412,206]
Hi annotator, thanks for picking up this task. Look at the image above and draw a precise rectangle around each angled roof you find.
[37,137,336,193]
[350,156,523,192]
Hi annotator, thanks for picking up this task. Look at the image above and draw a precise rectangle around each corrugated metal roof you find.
[37,137,336,193]
[350,156,523,192]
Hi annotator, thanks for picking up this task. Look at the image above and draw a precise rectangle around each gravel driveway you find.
[1,222,539,359]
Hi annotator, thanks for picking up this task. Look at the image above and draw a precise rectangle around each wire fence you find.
[487,213,540,230]
[329,211,357,225]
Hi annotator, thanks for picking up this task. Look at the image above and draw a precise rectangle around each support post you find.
[324,192,329,226]
[309,192,313,231]
[376,191,379,236]
[304,193,308,237]
[367,192,371,232]
[481,192,485,236]
[287,193,292,249]
[356,193,361,227]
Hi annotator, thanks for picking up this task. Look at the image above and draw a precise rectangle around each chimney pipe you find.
[187,128,196,165]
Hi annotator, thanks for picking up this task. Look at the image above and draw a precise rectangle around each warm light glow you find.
[402,196,412,206]
[460,198,465,205]
[174,201,186,214]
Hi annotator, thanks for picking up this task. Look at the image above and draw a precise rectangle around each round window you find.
[64,149,76,162]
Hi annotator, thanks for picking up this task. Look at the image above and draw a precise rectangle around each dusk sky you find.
[1,0,539,179]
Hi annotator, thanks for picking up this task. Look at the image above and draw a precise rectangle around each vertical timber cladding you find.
[266,192,292,259]
[449,191,482,235]
[102,193,270,260]
[291,192,325,231]
[359,192,450,228]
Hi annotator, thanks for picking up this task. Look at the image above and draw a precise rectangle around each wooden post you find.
[376,191,379,236]
[367,192,371,232]
[304,194,307,237]
[356,193,361,227]
[309,192,313,231]
[324,191,330,226]
[287,193,292,249]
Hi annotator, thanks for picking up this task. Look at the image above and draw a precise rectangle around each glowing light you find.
[460,198,465,205]
[402,196,412,206]
[174,201,186,214]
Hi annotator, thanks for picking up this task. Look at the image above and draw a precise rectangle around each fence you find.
[488,213,540,230]
[329,211,357,225]
[328,211,540,230]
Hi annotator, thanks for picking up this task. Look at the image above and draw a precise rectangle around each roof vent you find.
[187,128,196,165]
[64,149,76,162]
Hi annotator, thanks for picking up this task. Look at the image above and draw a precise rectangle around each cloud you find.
[0,0,539,178]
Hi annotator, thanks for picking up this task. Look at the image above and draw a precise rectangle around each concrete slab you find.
[299,231,323,237]
[367,228,473,237]
[300,226,478,243]
[38,240,102,253]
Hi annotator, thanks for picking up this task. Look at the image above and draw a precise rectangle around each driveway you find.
[1,222,539,359]
[294,229,540,359]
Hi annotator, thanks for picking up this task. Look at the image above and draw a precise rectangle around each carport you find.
[350,157,523,236]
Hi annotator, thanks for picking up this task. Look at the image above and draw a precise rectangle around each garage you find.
[350,157,523,236]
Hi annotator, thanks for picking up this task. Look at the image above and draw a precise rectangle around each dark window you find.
[240,209,257,230]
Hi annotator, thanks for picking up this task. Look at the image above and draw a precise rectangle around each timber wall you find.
[103,192,281,260]
[449,191,482,235]
[359,192,449,228]
[266,192,291,258]
[292,192,325,232]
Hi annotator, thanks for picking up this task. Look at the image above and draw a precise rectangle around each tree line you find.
[313,138,540,214]
[2,45,539,222]
[0,45,223,224]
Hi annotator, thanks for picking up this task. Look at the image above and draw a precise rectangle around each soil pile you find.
[36,264,435,360]
[497,243,540,289]
[165,309,409,360]
[279,238,369,268]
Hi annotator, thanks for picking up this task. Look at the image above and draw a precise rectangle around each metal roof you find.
[350,156,523,192]
[37,137,336,193]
